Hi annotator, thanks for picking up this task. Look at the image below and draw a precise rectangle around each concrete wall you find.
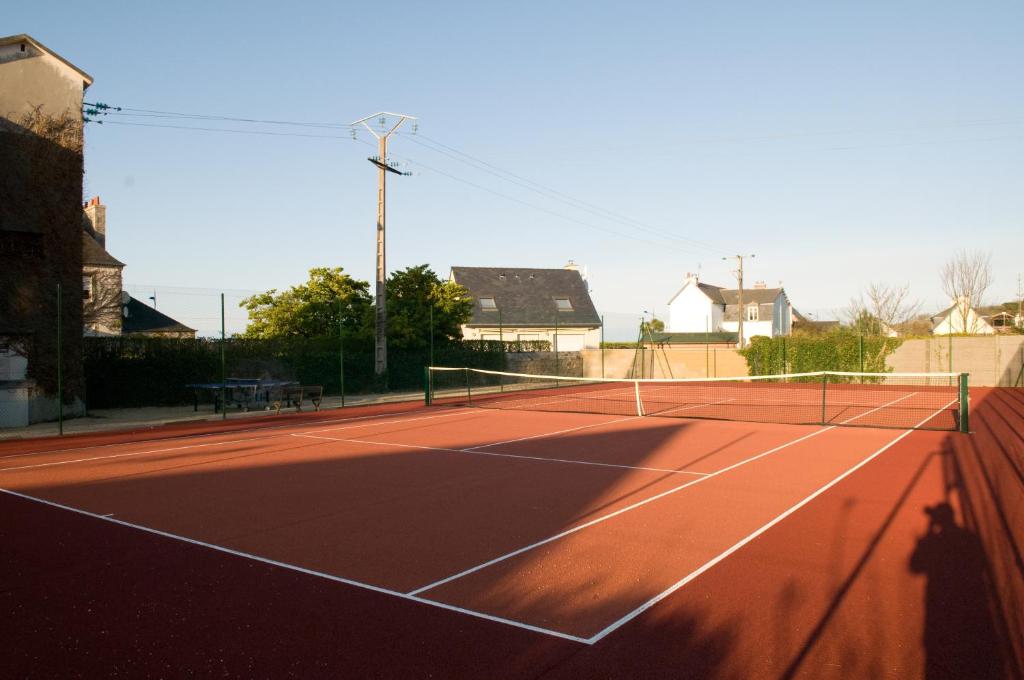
[581,347,747,379]
[888,336,1024,387]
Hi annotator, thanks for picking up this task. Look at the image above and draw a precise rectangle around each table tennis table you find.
[186,378,300,413]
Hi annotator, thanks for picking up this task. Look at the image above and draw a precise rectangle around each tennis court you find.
[4,371,1020,677]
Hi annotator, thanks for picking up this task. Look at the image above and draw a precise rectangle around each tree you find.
[384,265,473,350]
[648,317,665,332]
[845,282,922,335]
[239,267,372,339]
[940,250,992,334]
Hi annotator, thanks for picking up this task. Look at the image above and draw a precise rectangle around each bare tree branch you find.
[940,250,992,333]
[846,282,922,335]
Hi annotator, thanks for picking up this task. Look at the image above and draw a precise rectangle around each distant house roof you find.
[122,296,195,335]
[666,280,725,305]
[451,266,601,327]
[0,34,93,88]
[82,233,124,267]
[792,308,841,331]
[720,288,785,305]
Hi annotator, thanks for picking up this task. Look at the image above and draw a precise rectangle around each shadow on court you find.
[3,390,1023,678]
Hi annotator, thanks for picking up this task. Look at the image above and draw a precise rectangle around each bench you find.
[271,384,324,414]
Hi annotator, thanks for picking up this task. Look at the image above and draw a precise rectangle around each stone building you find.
[0,34,91,426]
[82,197,125,336]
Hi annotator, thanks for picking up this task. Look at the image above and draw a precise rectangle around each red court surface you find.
[2,390,1021,678]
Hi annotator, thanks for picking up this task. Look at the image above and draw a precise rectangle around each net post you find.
[465,367,472,404]
[958,372,969,433]
[600,314,605,379]
[820,372,828,425]
[633,380,644,416]
[423,366,431,406]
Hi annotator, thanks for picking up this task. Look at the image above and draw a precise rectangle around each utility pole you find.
[1017,274,1022,329]
[351,112,416,379]
[723,254,755,348]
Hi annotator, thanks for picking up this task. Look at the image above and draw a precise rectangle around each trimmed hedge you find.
[82,336,533,409]
[740,331,902,377]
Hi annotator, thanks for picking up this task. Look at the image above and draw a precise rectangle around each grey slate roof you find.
[451,266,601,327]
[122,296,195,335]
[719,288,784,305]
[82,233,124,267]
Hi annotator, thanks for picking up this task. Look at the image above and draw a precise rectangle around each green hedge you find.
[82,336,519,409]
[740,331,902,378]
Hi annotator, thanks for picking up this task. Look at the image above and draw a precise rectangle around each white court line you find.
[408,391,918,596]
[290,434,710,477]
[0,406,475,462]
[0,409,480,472]
[0,487,588,644]
[463,416,639,450]
[585,396,957,644]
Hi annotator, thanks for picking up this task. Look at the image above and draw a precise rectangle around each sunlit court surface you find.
[2,386,1021,679]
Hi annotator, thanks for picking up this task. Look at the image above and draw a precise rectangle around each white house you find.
[931,298,995,335]
[667,274,793,345]
[450,262,602,351]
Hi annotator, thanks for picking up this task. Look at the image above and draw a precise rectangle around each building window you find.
[746,304,758,321]
[82,275,93,300]
[554,298,573,311]
[479,297,497,311]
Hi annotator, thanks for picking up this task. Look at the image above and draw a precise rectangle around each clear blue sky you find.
[9,1,1023,337]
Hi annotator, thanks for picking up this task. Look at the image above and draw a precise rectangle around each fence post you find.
[56,282,63,436]
[339,299,346,408]
[220,293,226,420]
[600,314,605,378]
[820,372,828,425]
[554,312,559,379]
[423,366,431,406]
[859,333,864,379]
[948,333,953,385]
[465,367,472,404]
[705,316,710,377]
[498,308,505,391]
[958,372,969,433]
[781,336,787,376]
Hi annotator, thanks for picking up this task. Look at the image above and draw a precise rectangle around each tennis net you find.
[425,368,969,432]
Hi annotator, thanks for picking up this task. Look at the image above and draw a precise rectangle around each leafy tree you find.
[648,317,665,332]
[384,265,473,350]
[239,267,372,339]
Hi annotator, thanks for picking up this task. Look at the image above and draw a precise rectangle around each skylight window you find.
[554,298,573,311]
[479,297,497,311]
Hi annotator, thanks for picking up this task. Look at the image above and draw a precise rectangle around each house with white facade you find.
[450,263,602,351]
[931,298,995,335]
[667,273,793,346]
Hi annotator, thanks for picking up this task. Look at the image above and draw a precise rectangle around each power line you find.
[400,131,727,255]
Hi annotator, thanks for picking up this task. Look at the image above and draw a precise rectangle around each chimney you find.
[753,280,767,289]
[563,259,579,272]
[83,196,106,248]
